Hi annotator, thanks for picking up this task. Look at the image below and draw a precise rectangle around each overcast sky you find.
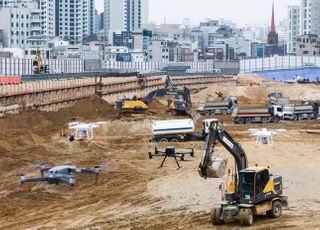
[96,0,300,27]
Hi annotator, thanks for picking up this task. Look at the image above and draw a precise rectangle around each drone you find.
[248,128,286,145]
[148,146,195,169]
[67,122,105,141]
[19,163,106,187]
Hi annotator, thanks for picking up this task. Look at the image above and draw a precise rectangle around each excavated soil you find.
[0,79,319,229]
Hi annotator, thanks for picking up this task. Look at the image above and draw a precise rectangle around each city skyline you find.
[96,0,300,26]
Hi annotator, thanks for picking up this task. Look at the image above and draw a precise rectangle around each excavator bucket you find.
[203,157,228,178]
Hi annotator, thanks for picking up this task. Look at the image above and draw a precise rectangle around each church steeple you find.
[271,1,275,33]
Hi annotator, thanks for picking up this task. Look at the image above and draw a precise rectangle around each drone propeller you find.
[93,162,116,170]
[30,162,46,169]
[17,173,37,185]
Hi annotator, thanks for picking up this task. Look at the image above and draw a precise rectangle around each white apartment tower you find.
[104,0,148,43]
[0,1,41,48]
[287,5,300,54]
[300,0,320,37]
[39,0,94,43]
[40,0,56,37]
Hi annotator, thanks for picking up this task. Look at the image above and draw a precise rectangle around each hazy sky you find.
[96,0,300,26]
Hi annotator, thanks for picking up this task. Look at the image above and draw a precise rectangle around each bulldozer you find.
[33,48,50,74]
[198,119,288,226]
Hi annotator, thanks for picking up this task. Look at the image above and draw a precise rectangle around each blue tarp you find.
[252,68,320,81]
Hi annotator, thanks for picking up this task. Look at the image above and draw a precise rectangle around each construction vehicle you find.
[282,104,318,120]
[115,86,192,114]
[233,106,282,124]
[268,93,290,105]
[33,48,50,74]
[150,118,216,142]
[199,119,288,226]
[197,97,238,115]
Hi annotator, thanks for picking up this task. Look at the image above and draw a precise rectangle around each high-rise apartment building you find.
[300,0,320,37]
[287,5,300,54]
[0,1,41,48]
[104,0,148,43]
[39,0,56,37]
[39,0,94,43]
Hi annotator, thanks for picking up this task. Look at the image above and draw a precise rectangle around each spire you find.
[271,1,275,32]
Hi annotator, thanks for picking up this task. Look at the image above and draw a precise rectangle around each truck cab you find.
[269,105,285,118]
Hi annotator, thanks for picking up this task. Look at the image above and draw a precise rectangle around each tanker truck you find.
[150,118,217,142]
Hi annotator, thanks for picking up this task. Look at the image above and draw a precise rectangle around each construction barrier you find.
[0,76,22,85]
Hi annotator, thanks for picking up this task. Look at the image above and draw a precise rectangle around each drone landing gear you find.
[148,146,195,169]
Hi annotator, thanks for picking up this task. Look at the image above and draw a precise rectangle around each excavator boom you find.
[199,120,248,179]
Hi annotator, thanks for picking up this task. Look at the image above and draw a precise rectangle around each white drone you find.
[248,128,286,145]
[68,122,106,141]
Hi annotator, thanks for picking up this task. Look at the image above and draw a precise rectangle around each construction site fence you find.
[0,57,240,76]
[240,55,320,73]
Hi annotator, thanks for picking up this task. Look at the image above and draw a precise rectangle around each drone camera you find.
[165,146,175,156]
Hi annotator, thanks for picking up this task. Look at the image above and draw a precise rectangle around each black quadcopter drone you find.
[18,163,109,187]
[148,146,195,169]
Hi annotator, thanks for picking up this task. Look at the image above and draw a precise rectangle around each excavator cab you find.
[239,167,283,205]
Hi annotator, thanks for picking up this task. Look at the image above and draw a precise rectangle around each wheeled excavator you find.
[115,76,192,114]
[199,119,288,226]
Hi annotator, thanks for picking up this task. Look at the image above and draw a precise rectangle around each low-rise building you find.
[295,34,320,56]
[147,39,169,62]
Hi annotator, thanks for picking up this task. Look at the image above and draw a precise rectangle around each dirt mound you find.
[148,98,167,113]
[0,96,118,149]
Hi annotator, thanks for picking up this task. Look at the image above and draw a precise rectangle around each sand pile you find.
[148,98,167,113]
[0,96,118,151]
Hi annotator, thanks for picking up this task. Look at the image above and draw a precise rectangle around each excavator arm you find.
[199,120,248,179]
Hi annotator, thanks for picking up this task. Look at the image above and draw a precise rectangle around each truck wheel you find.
[266,200,282,218]
[245,118,252,124]
[236,118,244,124]
[170,138,180,142]
[239,208,254,226]
[159,138,168,142]
[222,110,227,115]
[205,111,210,116]
[210,110,216,115]
[211,208,223,225]
[262,117,268,123]
[273,116,280,123]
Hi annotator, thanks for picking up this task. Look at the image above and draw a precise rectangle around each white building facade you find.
[300,0,320,37]
[287,5,300,54]
[104,0,148,44]
[0,1,41,48]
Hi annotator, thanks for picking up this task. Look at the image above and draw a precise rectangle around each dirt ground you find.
[0,79,319,229]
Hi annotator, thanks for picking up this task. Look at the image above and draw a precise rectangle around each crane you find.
[198,119,288,226]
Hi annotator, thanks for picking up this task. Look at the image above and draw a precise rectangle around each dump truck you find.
[150,118,216,142]
[268,93,290,105]
[283,104,318,120]
[197,97,238,115]
[233,106,282,124]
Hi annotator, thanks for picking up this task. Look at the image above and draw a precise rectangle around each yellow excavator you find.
[199,119,288,226]
[115,76,192,114]
[33,48,49,74]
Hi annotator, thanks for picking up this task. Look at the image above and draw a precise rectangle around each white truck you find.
[150,118,216,142]
[197,97,238,115]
